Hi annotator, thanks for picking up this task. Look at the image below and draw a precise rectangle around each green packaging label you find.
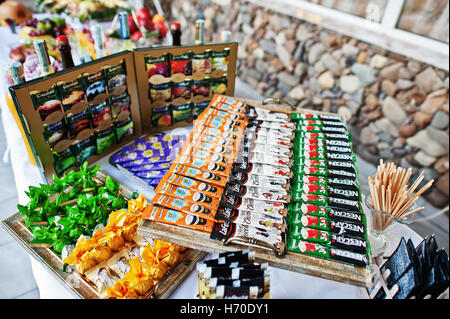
[211,49,230,72]
[294,174,328,186]
[293,166,328,177]
[172,102,193,124]
[289,225,368,254]
[289,225,330,245]
[52,142,77,176]
[151,104,172,127]
[211,77,227,95]
[291,113,320,121]
[73,135,96,165]
[115,118,134,142]
[292,183,328,197]
[293,193,328,205]
[289,212,329,231]
[288,237,330,259]
[95,126,115,154]
[289,202,365,224]
[109,93,131,119]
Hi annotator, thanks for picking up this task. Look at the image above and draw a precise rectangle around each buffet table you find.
[0,25,424,299]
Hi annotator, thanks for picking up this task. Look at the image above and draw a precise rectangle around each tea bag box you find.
[8,43,238,184]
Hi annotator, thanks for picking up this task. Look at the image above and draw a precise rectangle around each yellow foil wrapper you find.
[122,258,155,296]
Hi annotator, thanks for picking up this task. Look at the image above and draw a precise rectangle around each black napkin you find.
[393,266,420,299]
[381,238,413,288]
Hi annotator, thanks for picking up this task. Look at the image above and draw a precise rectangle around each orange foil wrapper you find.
[143,205,214,233]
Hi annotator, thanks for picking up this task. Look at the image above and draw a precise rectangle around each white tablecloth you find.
[0,25,424,299]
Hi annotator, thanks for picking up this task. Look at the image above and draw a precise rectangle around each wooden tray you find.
[1,171,207,299]
[137,98,370,288]
[138,220,370,288]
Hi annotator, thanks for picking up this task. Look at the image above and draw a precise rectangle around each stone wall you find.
[166,0,449,208]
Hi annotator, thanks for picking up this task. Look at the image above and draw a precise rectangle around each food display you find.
[11,159,197,299]
[367,236,449,299]
[8,44,237,185]
[0,0,33,26]
[287,113,369,267]
[63,192,190,299]
[36,0,132,22]
[139,95,373,288]
[110,132,187,188]
[28,58,133,176]
[145,48,230,128]
[196,250,271,299]
[2,12,444,299]
[143,95,294,257]
[17,163,127,254]
[19,16,67,40]
[107,8,168,44]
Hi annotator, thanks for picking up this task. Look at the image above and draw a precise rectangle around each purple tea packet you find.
[130,139,183,152]
[127,162,172,172]
[111,147,176,163]
[142,134,187,144]
[147,178,163,187]
[119,153,178,167]
[134,169,169,179]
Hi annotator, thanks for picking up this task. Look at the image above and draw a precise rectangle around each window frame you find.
[246,0,449,71]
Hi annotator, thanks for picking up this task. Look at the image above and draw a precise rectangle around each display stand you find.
[2,42,237,299]
[1,170,207,298]
[7,43,238,184]
[137,96,372,288]
[362,253,449,299]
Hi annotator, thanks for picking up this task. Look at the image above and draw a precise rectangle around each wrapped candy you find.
[106,280,141,299]
[63,229,112,274]
[104,195,148,243]
[78,245,113,274]
[23,54,62,81]
[122,223,139,242]
[107,248,131,279]
[85,263,119,297]
[99,230,125,251]
[159,245,181,267]
[141,243,168,280]
[64,193,189,298]
[120,258,154,296]
[127,194,148,213]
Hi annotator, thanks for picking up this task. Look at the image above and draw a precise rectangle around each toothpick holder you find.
[364,195,415,255]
